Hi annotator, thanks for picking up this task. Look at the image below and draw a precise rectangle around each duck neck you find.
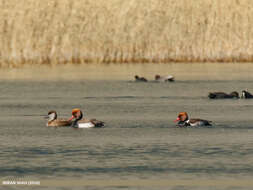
[178,119,190,127]
[48,113,57,122]
[71,112,83,128]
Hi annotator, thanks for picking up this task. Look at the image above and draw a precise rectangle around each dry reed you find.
[1,0,253,67]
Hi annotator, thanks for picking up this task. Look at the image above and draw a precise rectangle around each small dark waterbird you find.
[241,90,253,99]
[134,75,148,82]
[208,91,239,99]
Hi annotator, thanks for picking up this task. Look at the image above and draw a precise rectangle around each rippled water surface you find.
[1,78,253,190]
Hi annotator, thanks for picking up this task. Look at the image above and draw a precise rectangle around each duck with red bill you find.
[69,108,105,128]
[174,112,212,127]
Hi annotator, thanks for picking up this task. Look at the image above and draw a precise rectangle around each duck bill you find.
[44,115,49,119]
[68,115,75,121]
[174,117,180,123]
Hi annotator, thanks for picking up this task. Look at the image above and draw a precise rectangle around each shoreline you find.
[1,62,253,81]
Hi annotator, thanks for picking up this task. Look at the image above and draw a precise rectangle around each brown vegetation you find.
[0,0,253,67]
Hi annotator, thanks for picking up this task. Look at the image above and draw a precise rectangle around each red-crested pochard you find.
[174,112,212,127]
[68,108,105,128]
[45,110,72,127]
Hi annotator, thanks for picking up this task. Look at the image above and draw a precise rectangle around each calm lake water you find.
[1,64,253,190]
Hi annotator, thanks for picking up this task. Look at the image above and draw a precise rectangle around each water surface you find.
[1,64,253,189]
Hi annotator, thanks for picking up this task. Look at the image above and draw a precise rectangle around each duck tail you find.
[208,93,216,99]
[91,119,105,127]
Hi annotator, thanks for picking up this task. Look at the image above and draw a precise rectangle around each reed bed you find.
[1,0,253,67]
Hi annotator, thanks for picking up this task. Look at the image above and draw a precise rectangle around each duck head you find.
[45,110,57,121]
[69,108,83,121]
[135,75,140,80]
[155,75,161,80]
[174,112,189,123]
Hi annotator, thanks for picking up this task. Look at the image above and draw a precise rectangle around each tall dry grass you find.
[1,0,253,67]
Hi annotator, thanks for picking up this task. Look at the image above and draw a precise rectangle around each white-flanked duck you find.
[174,112,212,127]
[155,74,174,82]
[241,90,253,99]
[135,75,148,82]
[68,108,105,128]
[208,91,239,99]
[45,110,72,127]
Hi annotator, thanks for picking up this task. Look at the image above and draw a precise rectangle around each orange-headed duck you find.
[69,108,105,128]
[174,112,212,127]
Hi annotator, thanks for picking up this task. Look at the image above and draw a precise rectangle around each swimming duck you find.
[241,90,253,99]
[174,112,212,127]
[208,91,239,99]
[155,74,174,82]
[135,75,148,82]
[68,108,105,128]
[45,110,72,127]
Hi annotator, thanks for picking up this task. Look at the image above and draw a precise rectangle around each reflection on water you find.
[1,64,253,189]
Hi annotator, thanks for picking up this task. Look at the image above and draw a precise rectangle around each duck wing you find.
[189,119,212,126]
[48,119,72,127]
